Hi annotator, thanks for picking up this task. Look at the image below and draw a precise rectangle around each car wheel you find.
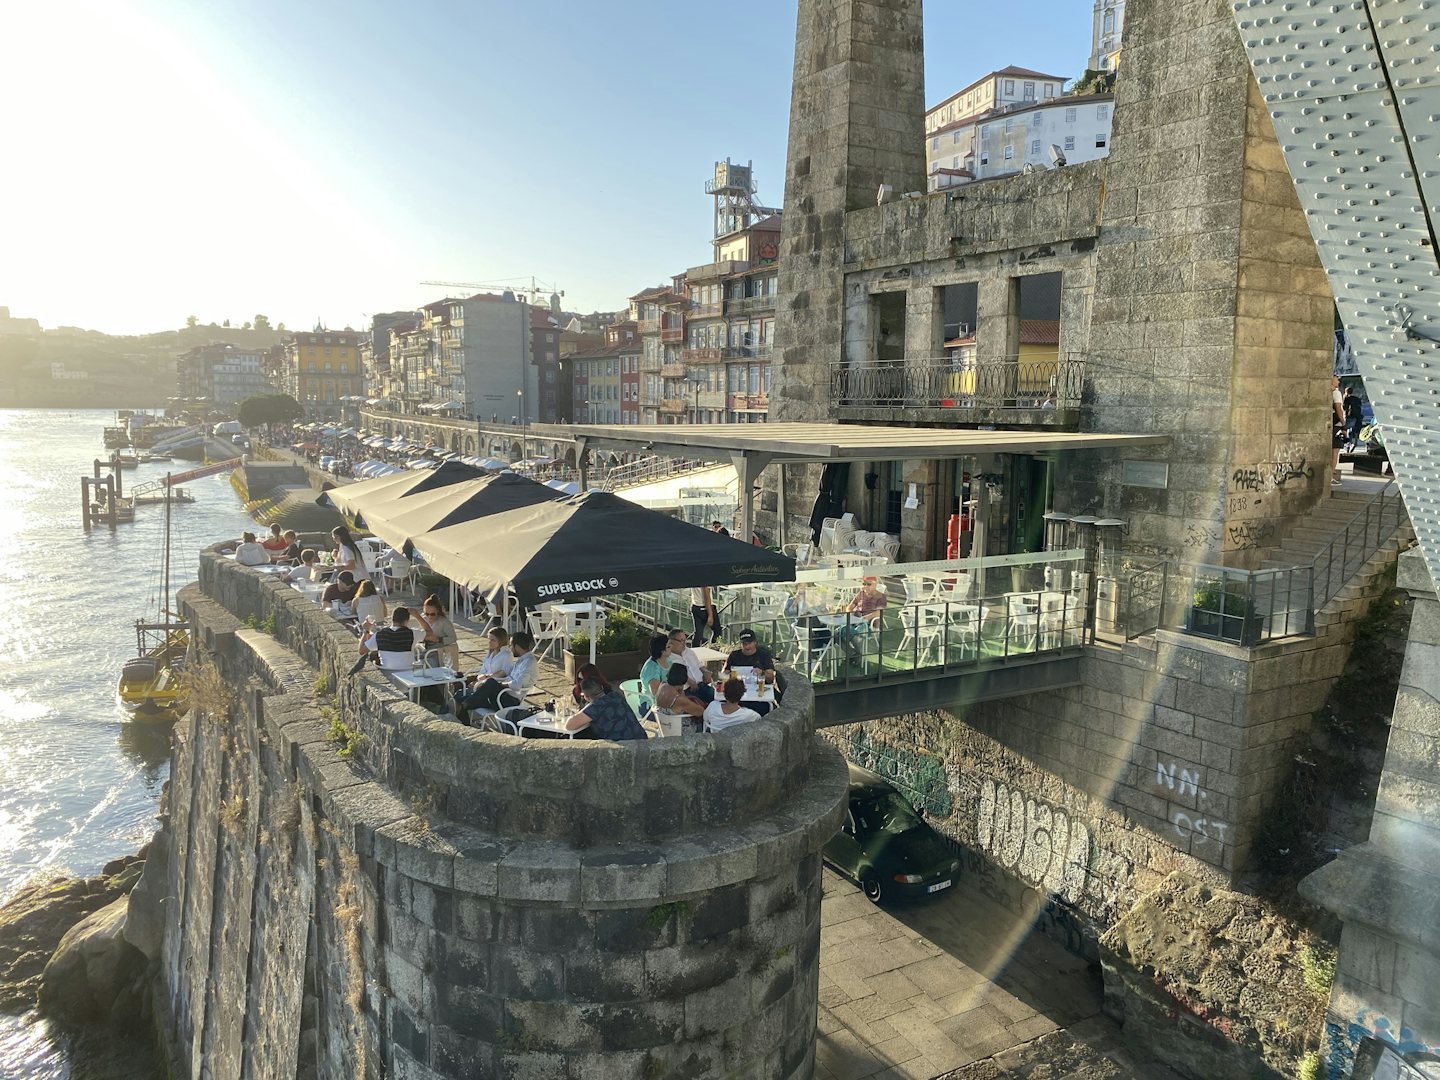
[861,876,883,904]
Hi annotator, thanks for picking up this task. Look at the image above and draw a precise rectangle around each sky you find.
[0,1,1093,336]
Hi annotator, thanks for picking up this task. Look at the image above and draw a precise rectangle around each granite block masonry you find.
[151,550,847,1078]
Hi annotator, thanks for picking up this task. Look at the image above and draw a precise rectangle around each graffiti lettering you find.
[849,730,953,817]
[1184,524,1218,549]
[1155,760,1229,849]
[1041,896,1089,957]
[1270,458,1314,488]
[1231,467,1264,492]
[976,779,1091,904]
[1227,495,1259,514]
[1226,520,1275,550]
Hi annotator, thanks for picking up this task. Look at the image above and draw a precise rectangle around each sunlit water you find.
[0,410,255,1075]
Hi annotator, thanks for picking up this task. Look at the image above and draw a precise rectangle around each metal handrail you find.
[831,355,1084,413]
[1311,479,1404,608]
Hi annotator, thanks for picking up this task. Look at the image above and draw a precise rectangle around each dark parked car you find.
[824,763,961,904]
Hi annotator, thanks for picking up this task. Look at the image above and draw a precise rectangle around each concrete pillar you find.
[904,286,943,362]
[1300,550,1440,1076]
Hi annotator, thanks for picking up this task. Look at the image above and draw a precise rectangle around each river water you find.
[0,409,256,1076]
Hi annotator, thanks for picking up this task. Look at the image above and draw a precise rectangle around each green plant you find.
[570,608,649,654]
[243,613,258,629]
[260,614,277,635]
[1301,941,1336,998]
[1297,1050,1322,1080]
[1192,578,1253,617]
[646,900,689,929]
[326,712,368,759]
[313,673,331,696]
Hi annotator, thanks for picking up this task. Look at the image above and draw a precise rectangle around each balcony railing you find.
[725,294,777,315]
[724,344,773,361]
[637,318,662,334]
[660,362,687,378]
[729,392,770,412]
[682,347,724,363]
[659,398,684,413]
[690,303,724,318]
[660,326,684,343]
[830,356,1084,419]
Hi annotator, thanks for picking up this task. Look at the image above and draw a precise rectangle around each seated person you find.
[570,663,611,708]
[639,635,670,702]
[285,549,321,582]
[456,631,536,720]
[836,577,887,659]
[234,531,270,566]
[725,629,776,682]
[666,628,714,704]
[360,606,427,671]
[652,662,704,736]
[321,571,361,607]
[703,679,763,732]
[261,523,290,555]
[276,529,302,563]
[786,583,832,653]
[352,579,387,624]
[471,628,514,683]
[564,676,646,741]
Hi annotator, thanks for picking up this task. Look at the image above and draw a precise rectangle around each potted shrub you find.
[565,608,651,684]
[1187,578,1262,646]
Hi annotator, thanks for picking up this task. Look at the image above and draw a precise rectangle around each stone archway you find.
[450,432,460,452]
[563,447,577,470]
[510,441,523,461]
[465,435,476,454]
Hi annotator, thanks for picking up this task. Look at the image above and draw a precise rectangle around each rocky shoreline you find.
[0,833,168,1078]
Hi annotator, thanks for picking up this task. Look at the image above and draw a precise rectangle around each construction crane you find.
[420,277,565,311]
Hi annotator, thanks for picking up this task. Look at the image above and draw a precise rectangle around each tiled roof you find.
[1019,319,1060,345]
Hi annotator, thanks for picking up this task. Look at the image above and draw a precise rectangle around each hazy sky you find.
[1,1,1092,335]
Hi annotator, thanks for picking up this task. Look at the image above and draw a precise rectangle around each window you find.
[1005,117,1014,133]
[1103,11,1114,31]
[1023,81,1035,99]
[323,362,332,373]
[1030,140,1041,156]
[545,370,555,383]
[1064,135,1076,150]
[1065,107,1077,123]
[1096,135,1108,148]
[1097,104,1110,120]
[980,124,989,137]
[952,130,961,143]
[1004,79,1015,94]
[339,363,348,374]
[1045,84,1055,98]
[307,363,316,373]
[952,156,960,168]
[980,151,989,165]
[931,136,940,150]
[1003,144,1014,160]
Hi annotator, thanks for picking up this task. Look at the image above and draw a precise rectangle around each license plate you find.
[927,879,952,894]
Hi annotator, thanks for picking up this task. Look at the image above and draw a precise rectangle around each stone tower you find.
[771,0,927,426]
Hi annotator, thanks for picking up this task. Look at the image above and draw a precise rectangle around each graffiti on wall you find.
[975,778,1092,905]
[848,729,953,817]
[1328,1011,1440,1080]
[1155,761,1229,850]
[1227,519,1275,550]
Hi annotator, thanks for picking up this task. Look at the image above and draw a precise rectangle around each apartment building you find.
[176,343,272,405]
[927,93,1115,188]
[282,331,365,419]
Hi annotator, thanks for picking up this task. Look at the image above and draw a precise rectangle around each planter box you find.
[1187,607,1262,647]
[565,647,648,686]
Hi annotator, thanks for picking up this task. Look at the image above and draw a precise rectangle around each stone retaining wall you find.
[155,552,847,1078]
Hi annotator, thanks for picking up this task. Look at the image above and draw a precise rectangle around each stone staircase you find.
[1258,480,1412,632]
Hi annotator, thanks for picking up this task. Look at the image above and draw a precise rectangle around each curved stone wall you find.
[166,550,847,1078]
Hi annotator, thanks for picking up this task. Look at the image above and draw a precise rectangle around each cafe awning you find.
[410,491,795,608]
[316,459,484,517]
[348,472,563,553]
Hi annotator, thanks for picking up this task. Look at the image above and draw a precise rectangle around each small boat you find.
[117,626,188,720]
[116,478,188,721]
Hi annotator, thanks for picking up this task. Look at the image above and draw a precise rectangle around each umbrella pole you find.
[589,598,597,665]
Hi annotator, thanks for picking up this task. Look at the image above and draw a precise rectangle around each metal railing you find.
[725,294,777,315]
[604,551,1089,691]
[1312,479,1405,607]
[601,455,722,492]
[830,355,1084,415]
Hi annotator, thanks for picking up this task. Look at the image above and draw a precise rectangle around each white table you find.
[388,667,464,703]
[248,563,290,576]
[515,711,576,739]
[692,645,728,665]
[291,580,327,602]
[718,665,777,706]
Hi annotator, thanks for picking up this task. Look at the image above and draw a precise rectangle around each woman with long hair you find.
[352,579,387,624]
[570,663,612,707]
[330,525,365,575]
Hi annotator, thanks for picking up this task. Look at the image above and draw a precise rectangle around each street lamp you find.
[517,388,527,463]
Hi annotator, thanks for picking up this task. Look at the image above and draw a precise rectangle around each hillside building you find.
[282,330,365,419]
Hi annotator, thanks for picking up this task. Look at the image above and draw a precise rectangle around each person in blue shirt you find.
[456,631,537,721]
[639,634,671,701]
[565,676,647,741]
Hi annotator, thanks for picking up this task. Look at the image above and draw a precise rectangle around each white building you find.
[1089,0,1126,73]
[925,66,1069,137]
[926,93,1115,189]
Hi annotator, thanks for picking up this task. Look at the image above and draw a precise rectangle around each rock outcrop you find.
[39,895,148,1026]
[0,854,143,1012]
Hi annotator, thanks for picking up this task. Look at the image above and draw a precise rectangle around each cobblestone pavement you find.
[816,870,1180,1080]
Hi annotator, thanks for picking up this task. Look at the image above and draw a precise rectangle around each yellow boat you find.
[116,474,189,722]
[117,626,189,721]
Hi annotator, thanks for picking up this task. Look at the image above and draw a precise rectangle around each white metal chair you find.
[526,611,567,661]
[896,604,949,668]
[782,542,813,567]
[1004,595,1040,653]
[872,536,901,562]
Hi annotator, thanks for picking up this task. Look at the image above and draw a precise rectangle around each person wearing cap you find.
[837,577,888,662]
[725,630,776,681]
[665,627,715,704]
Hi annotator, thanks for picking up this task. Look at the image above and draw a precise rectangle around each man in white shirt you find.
[666,628,715,704]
